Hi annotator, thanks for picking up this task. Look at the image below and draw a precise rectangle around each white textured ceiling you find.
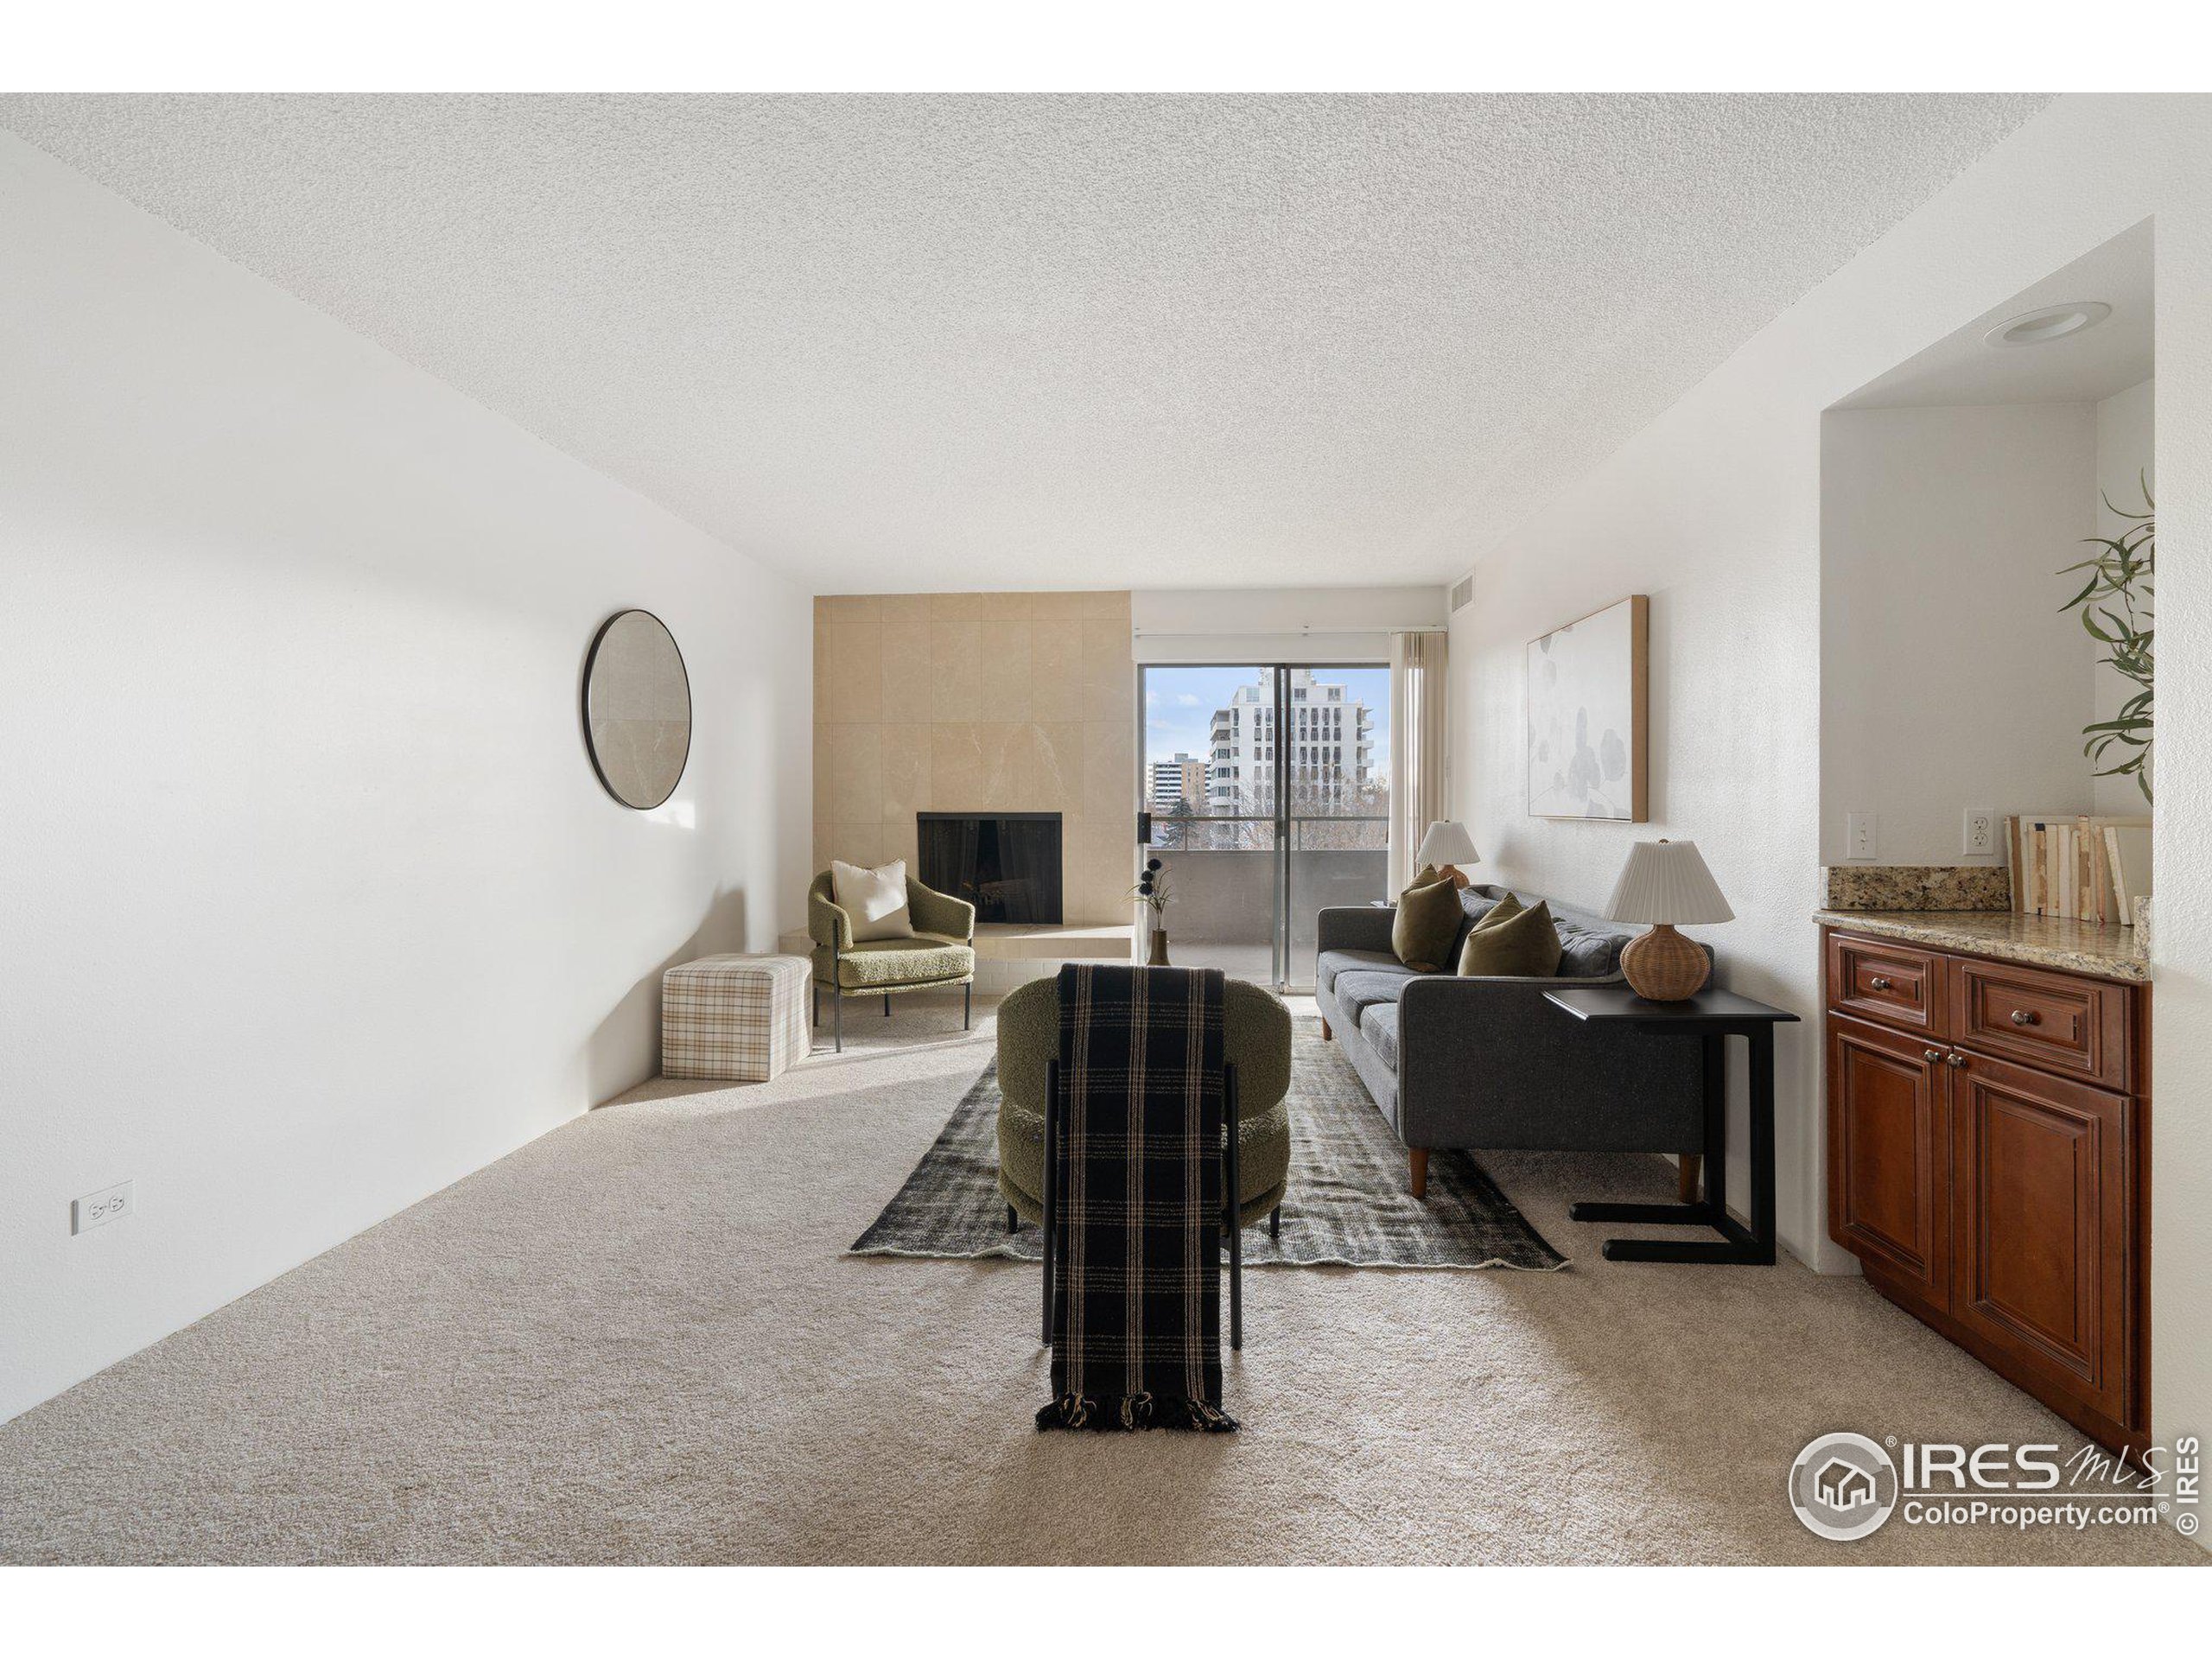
[0,94,2049,592]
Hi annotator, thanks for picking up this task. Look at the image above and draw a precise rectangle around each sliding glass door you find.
[1139,664,1275,985]
[1140,664,1390,991]
[1285,664,1389,982]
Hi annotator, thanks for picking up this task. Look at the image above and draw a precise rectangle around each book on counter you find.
[2003,813,2151,925]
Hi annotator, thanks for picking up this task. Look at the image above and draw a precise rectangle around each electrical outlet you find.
[1847,811,1878,861]
[71,1180,132,1235]
[1963,807,1997,856]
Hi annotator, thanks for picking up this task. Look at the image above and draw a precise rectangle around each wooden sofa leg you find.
[1409,1147,1430,1201]
[1678,1153,1702,1205]
[1320,1018,1332,1040]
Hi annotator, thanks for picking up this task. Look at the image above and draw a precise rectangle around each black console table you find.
[1541,986,1799,1265]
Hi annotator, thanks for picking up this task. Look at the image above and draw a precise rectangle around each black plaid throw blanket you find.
[1036,963,1237,1433]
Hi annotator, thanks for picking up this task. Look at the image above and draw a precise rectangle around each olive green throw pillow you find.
[1458,896,1564,977]
[1392,876,1463,973]
[1469,891,1523,934]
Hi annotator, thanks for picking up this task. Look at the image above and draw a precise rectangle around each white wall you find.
[0,137,813,1423]
[1820,404,2098,864]
[1446,96,2212,1476]
[1449,385,1824,1265]
[2094,378,2157,817]
[1132,585,1446,664]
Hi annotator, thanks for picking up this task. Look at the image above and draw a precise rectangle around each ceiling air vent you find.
[1448,574,1475,613]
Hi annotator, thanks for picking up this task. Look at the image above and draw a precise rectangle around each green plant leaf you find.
[2062,494,2152,799]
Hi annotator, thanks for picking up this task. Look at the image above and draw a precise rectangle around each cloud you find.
[1175,693,1201,707]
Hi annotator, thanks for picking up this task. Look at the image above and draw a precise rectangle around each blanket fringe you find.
[1035,1392,1238,1433]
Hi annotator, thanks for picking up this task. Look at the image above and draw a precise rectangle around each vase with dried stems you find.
[1131,857,1173,966]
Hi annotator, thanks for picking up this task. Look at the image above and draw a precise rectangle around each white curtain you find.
[1389,630,1449,893]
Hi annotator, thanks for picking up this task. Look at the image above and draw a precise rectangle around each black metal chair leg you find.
[833,992,842,1053]
[1225,1064,1242,1351]
[1006,1204,1017,1235]
[883,994,891,1016]
[1269,1205,1281,1241]
[1041,1060,1059,1347]
[963,982,972,1030]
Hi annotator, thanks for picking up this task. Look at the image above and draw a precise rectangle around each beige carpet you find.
[0,997,2197,1565]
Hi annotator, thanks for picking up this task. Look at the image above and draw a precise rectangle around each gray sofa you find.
[1314,884,1706,1198]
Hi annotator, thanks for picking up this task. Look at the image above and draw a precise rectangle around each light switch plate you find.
[1847,811,1878,861]
[1963,807,1996,856]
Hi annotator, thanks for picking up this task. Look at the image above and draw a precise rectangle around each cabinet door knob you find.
[1923,1048,1942,1062]
[2010,1009,2039,1027]
[1946,1052,1968,1068]
[1868,976,1893,991]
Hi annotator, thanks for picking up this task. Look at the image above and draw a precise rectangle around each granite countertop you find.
[1814,909,2150,984]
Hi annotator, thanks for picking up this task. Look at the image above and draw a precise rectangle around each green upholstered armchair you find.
[807,870,977,1051]
[994,974,1294,1232]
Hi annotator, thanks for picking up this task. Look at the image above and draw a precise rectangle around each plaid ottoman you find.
[661,953,812,1082]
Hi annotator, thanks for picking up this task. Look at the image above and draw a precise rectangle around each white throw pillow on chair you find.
[831,858,915,943]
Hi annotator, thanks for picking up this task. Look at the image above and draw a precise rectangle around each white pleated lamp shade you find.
[1414,820,1480,869]
[1604,839,1734,925]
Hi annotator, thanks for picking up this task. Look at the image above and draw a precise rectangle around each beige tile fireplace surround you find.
[813,592,1136,927]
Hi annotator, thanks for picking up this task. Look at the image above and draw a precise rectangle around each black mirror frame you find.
[580,607,692,810]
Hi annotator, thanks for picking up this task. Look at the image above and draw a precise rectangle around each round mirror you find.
[582,609,691,809]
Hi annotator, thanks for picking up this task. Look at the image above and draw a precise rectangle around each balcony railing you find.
[1145,812,1388,855]
[1144,817,1389,981]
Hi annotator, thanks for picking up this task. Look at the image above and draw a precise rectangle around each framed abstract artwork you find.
[1527,594,1647,821]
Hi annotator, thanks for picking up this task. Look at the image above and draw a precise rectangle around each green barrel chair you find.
[808,870,977,1052]
[994,973,1294,1237]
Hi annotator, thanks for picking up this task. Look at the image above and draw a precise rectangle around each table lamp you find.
[1604,838,1732,1001]
[1414,820,1481,889]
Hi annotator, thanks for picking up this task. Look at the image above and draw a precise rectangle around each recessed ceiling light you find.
[1985,302,2113,348]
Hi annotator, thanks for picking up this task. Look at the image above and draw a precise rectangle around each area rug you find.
[849,1019,1567,1271]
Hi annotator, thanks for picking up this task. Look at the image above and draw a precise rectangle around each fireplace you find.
[917,811,1063,925]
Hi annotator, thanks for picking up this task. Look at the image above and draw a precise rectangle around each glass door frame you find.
[1138,660,1389,993]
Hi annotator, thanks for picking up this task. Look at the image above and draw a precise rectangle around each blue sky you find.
[1141,664,1392,781]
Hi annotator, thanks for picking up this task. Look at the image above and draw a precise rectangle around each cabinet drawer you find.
[1827,933,1944,1036]
[1949,957,2132,1090]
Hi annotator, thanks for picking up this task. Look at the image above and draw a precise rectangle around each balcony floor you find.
[1157,939,1292,988]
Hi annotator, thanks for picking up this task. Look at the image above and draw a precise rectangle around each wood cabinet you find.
[1827,1015,1950,1302]
[1951,1051,2133,1426]
[1824,929,2149,1453]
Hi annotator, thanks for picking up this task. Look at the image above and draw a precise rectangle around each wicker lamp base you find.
[1619,923,1710,1002]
